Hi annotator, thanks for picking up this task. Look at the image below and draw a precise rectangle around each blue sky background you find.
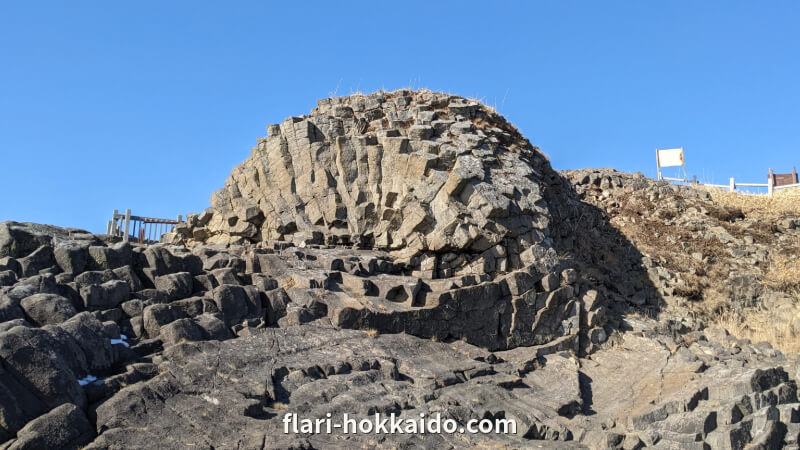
[1,1,798,233]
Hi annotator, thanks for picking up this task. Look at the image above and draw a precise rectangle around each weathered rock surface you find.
[565,168,800,348]
[169,90,562,277]
[1,92,799,448]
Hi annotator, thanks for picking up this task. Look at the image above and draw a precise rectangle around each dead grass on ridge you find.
[701,184,800,219]
[695,186,800,353]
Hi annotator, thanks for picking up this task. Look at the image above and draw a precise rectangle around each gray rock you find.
[212,284,250,327]
[112,265,144,292]
[54,241,88,274]
[154,272,193,301]
[0,222,55,258]
[142,297,204,338]
[0,269,17,287]
[87,242,131,271]
[159,318,204,345]
[18,245,55,277]
[264,288,291,325]
[0,326,86,411]
[73,269,116,289]
[20,293,77,326]
[0,257,21,276]
[7,402,94,450]
[58,312,116,373]
[80,279,129,310]
[407,124,434,140]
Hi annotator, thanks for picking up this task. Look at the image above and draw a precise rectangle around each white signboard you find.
[657,148,684,167]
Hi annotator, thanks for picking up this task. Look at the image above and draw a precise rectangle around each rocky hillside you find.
[0,91,799,449]
[565,168,800,353]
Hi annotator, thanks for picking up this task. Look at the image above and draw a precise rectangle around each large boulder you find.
[19,293,78,326]
[0,223,53,258]
[57,312,116,373]
[0,222,99,259]
[7,402,95,450]
[158,314,231,345]
[142,297,205,338]
[18,245,55,277]
[53,241,89,274]
[80,279,129,310]
[154,272,193,301]
[0,365,48,442]
[212,284,258,327]
[0,326,86,411]
[87,242,132,271]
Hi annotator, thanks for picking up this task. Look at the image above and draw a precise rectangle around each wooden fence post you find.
[123,209,131,242]
[729,177,735,192]
[112,209,119,236]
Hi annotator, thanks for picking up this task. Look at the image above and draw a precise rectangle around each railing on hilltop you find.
[107,209,182,245]
[663,168,798,195]
[698,168,798,195]
[656,148,797,195]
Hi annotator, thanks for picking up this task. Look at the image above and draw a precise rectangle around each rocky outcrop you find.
[168,90,564,278]
[1,92,799,448]
[85,321,800,449]
[565,168,800,348]
[2,205,798,448]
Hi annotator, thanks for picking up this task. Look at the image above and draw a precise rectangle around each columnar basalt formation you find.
[172,90,562,278]
[153,91,600,353]
[2,91,800,448]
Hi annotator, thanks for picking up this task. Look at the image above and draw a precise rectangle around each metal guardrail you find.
[107,209,182,244]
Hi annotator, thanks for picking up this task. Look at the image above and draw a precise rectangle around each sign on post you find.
[769,167,799,194]
[656,147,687,182]
[770,168,798,187]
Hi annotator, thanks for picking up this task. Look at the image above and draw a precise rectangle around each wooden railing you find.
[107,209,182,244]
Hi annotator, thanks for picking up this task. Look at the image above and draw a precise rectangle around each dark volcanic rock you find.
[7,403,94,450]
[0,326,85,411]
[153,271,193,301]
[80,279,129,310]
[54,241,89,274]
[3,93,800,449]
[19,293,77,326]
[58,312,116,373]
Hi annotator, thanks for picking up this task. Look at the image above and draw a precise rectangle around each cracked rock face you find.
[3,91,800,449]
[171,90,559,277]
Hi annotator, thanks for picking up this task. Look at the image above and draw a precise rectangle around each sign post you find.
[656,147,687,182]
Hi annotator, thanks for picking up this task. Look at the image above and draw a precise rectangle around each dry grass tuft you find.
[364,328,379,338]
[713,309,800,355]
[701,185,800,220]
[764,255,800,295]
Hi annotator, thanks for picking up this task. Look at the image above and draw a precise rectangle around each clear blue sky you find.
[1,1,798,233]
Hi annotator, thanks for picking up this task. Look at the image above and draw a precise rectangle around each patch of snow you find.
[202,394,220,405]
[78,375,97,386]
[110,337,130,347]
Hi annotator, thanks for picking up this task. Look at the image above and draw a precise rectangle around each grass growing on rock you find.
[703,184,800,219]
[572,170,800,354]
[715,309,800,355]
[700,186,800,352]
